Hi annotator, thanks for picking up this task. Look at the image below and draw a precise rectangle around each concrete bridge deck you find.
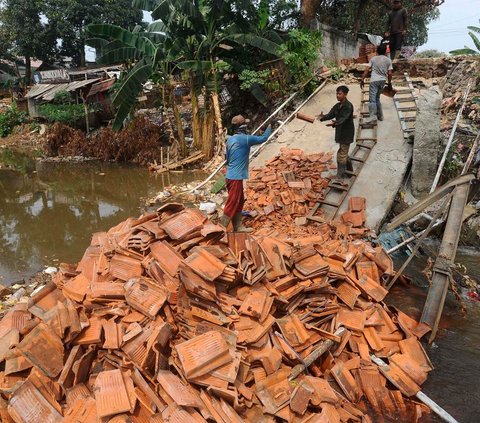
[251,82,412,232]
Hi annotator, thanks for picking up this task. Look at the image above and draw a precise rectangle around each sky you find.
[421,0,480,52]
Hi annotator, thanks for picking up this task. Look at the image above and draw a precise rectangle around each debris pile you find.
[244,148,371,238]
[244,148,334,235]
[44,117,169,165]
[0,202,435,422]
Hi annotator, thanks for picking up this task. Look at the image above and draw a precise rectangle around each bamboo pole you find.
[430,79,473,193]
[371,355,459,423]
[386,194,452,291]
[385,132,479,254]
[421,181,471,342]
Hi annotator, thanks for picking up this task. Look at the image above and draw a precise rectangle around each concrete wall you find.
[411,86,443,198]
[312,21,361,62]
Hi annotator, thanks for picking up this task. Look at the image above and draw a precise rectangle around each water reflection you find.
[0,150,205,284]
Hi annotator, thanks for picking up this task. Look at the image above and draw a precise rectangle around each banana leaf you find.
[226,33,279,55]
[97,47,140,65]
[111,60,153,130]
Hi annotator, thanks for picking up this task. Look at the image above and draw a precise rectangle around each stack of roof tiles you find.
[0,200,435,422]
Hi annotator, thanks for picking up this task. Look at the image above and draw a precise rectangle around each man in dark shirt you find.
[386,0,408,60]
[318,86,355,181]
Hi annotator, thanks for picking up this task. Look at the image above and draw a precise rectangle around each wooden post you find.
[421,181,471,342]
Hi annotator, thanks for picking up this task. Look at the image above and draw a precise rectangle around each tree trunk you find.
[300,0,320,29]
[353,0,370,35]
[211,91,223,141]
[190,83,202,151]
[25,56,31,85]
[78,36,86,67]
[202,103,215,159]
[171,90,187,158]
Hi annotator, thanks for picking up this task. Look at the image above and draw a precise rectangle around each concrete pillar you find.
[411,86,443,198]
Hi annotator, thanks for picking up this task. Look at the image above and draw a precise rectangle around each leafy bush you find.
[278,29,322,86]
[39,89,86,125]
[325,60,345,81]
[39,103,86,125]
[239,69,271,91]
[0,103,28,137]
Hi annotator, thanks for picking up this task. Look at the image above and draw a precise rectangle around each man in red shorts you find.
[219,115,272,232]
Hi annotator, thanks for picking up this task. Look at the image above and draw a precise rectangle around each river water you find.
[0,149,204,285]
[0,149,479,422]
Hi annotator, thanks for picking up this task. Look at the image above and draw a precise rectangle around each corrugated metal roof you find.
[27,78,101,101]
[87,78,115,97]
[40,83,70,101]
[25,84,57,99]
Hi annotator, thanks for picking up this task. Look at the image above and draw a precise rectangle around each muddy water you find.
[388,247,480,423]
[0,149,205,285]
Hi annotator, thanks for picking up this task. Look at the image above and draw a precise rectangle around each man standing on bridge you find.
[318,86,355,181]
[385,0,408,61]
[360,43,393,125]
[219,115,272,232]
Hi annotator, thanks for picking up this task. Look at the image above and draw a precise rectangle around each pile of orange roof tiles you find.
[244,148,370,238]
[244,148,334,235]
[0,202,434,422]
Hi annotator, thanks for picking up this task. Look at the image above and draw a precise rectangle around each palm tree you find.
[87,0,279,159]
[450,20,480,56]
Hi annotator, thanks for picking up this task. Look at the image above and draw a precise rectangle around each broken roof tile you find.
[124,277,168,319]
[184,246,227,282]
[94,369,132,419]
[17,323,64,378]
[109,254,143,281]
[175,331,231,379]
[157,370,203,408]
[8,380,63,423]
[149,240,184,278]
[160,208,206,240]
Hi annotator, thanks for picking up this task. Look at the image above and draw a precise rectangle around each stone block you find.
[411,86,443,198]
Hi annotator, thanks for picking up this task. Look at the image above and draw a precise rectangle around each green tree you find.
[44,0,143,67]
[450,20,480,56]
[0,0,58,83]
[299,0,442,47]
[88,0,279,159]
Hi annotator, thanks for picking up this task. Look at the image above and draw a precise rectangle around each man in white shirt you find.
[360,43,393,125]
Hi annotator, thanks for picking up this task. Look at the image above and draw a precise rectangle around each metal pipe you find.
[386,220,444,254]
[371,355,459,423]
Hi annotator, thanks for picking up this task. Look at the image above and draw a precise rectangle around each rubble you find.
[0,197,436,422]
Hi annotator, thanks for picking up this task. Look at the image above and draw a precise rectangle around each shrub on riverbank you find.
[44,117,166,165]
[0,103,28,137]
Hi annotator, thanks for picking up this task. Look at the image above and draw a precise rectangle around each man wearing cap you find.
[385,0,408,61]
[219,115,272,232]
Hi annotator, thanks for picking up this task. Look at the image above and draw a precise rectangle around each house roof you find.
[87,78,115,97]
[26,78,100,101]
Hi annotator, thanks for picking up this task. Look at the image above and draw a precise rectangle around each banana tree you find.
[90,0,279,159]
[450,21,480,56]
